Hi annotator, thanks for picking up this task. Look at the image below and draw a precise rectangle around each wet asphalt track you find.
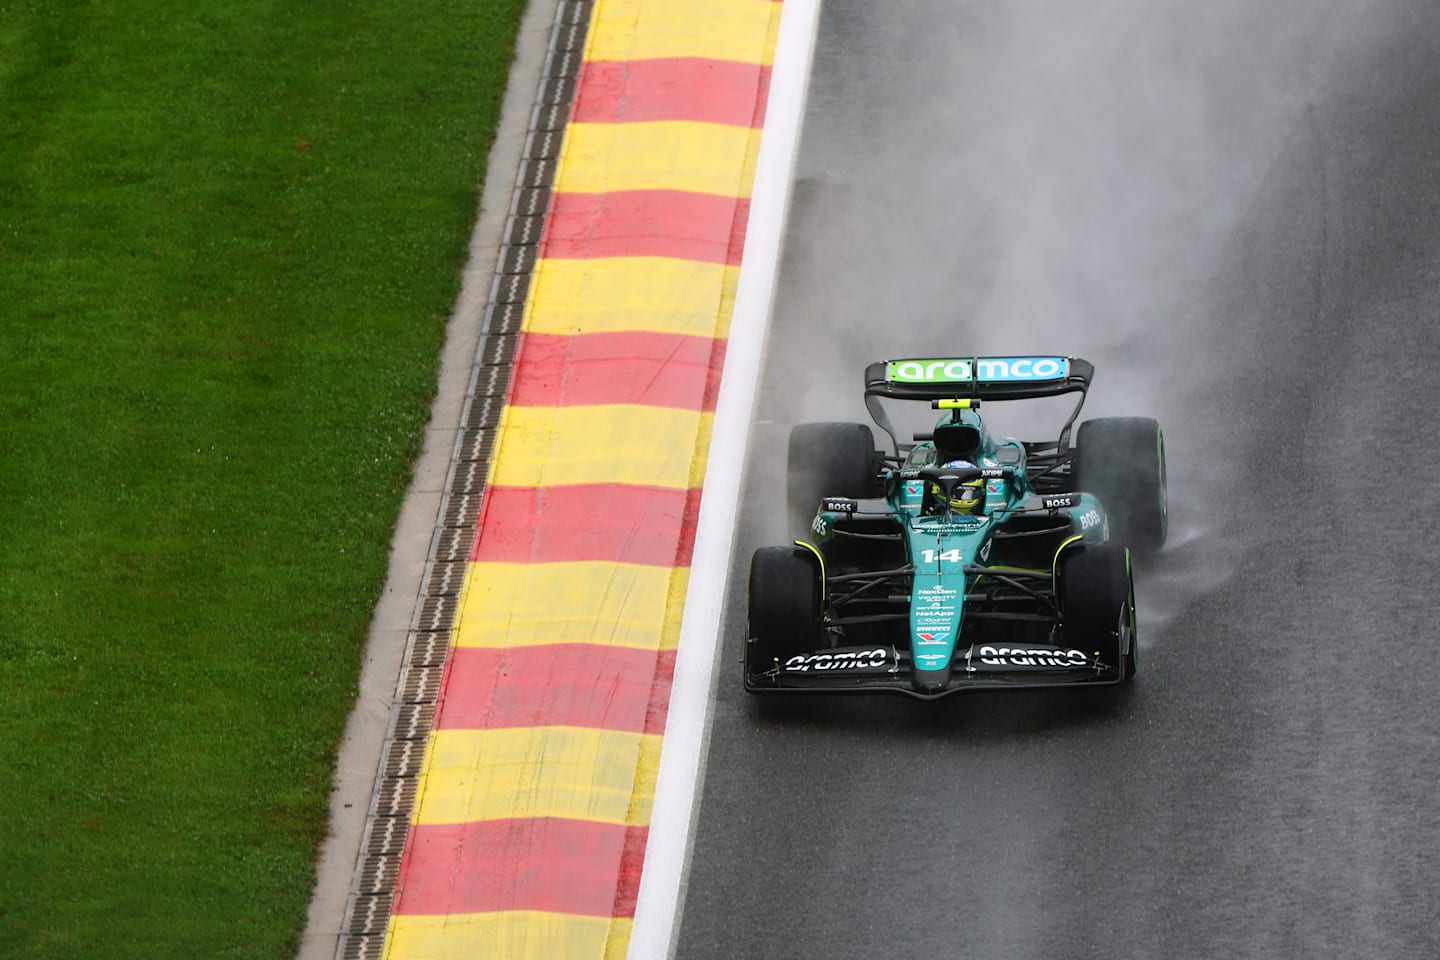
[677,2,1440,957]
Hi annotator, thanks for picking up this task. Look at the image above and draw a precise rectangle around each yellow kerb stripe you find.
[412,726,662,826]
[453,561,687,651]
[490,405,712,490]
[385,911,631,960]
[556,122,762,197]
[586,0,780,65]
[524,258,739,339]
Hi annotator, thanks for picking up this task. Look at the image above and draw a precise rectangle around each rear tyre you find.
[745,546,822,687]
[1073,417,1167,556]
[1058,542,1137,680]
[787,422,882,536]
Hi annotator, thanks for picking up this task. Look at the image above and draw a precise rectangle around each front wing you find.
[744,641,1127,699]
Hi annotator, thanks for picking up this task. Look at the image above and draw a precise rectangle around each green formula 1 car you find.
[745,356,1166,698]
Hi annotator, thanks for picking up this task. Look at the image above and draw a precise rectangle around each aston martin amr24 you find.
[745,355,1166,699]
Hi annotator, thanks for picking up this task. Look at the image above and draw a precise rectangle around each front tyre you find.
[1073,417,1167,556]
[1058,541,1137,680]
[745,546,822,689]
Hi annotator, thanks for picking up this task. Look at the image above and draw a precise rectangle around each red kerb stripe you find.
[544,190,750,265]
[573,59,771,127]
[393,818,649,918]
[508,331,724,410]
[471,484,702,567]
[433,645,675,734]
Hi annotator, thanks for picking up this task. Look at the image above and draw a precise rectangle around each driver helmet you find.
[931,460,985,515]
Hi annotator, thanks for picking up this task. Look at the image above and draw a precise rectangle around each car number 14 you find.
[920,548,963,564]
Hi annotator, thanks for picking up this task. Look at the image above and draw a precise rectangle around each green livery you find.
[745,356,1165,698]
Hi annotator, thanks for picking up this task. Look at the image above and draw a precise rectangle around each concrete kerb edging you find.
[296,0,563,955]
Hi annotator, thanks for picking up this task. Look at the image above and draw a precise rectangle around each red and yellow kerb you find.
[382,1,783,957]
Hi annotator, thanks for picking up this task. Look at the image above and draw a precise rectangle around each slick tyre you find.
[746,546,822,688]
[787,422,882,536]
[1073,417,1167,556]
[1059,541,1137,680]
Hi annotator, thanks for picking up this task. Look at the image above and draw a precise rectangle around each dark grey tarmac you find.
[677,2,1440,957]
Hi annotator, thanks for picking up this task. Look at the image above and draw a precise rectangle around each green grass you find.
[0,1,526,955]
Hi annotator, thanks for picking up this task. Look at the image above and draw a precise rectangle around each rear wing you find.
[863,356,1092,402]
[863,356,1094,455]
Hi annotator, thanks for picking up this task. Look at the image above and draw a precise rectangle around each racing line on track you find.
[333,1,789,958]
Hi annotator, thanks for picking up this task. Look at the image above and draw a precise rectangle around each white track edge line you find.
[625,1,824,957]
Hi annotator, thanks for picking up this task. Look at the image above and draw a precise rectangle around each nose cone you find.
[911,663,951,694]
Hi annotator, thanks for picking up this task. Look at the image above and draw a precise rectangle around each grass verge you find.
[0,1,526,956]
